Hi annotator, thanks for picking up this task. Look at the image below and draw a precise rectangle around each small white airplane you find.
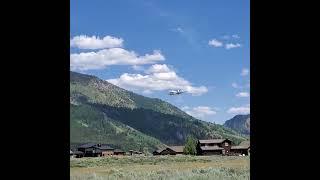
[168,89,185,95]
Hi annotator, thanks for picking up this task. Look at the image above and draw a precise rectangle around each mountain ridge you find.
[223,114,250,135]
[70,71,248,151]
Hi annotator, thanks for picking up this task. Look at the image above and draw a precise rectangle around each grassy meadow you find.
[70,155,249,180]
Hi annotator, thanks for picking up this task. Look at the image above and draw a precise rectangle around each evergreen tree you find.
[183,135,197,155]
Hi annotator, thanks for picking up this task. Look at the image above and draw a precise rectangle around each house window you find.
[224,142,229,146]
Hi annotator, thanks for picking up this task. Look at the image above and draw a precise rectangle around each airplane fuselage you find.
[169,90,184,95]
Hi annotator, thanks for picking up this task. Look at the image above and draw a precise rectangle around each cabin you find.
[169,146,184,155]
[114,149,126,156]
[197,139,232,155]
[153,148,165,155]
[77,143,114,157]
[230,141,250,156]
[153,146,185,155]
[72,150,84,158]
[129,150,143,155]
[97,145,115,157]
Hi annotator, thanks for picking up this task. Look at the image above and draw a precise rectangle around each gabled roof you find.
[154,145,168,153]
[154,148,165,153]
[114,149,125,153]
[200,146,224,151]
[231,146,249,150]
[94,145,114,150]
[77,143,96,148]
[154,146,180,154]
[198,139,230,144]
[169,146,184,153]
[77,143,114,150]
[73,151,84,155]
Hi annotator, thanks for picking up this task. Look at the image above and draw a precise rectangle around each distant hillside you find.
[70,71,248,151]
[224,114,250,135]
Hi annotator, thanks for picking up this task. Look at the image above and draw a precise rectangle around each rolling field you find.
[70,155,249,180]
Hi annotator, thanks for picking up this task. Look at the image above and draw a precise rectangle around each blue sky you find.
[70,0,250,124]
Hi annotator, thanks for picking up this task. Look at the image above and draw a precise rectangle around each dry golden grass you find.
[70,155,249,180]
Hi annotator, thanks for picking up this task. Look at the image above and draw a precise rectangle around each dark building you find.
[197,139,232,155]
[153,148,165,155]
[230,140,250,156]
[77,143,114,157]
[169,146,184,155]
[72,150,84,158]
[114,149,126,155]
[153,146,185,155]
[129,150,143,155]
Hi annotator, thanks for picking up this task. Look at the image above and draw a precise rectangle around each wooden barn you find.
[230,141,250,156]
[114,149,126,156]
[72,150,84,158]
[153,146,184,155]
[77,143,114,157]
[97,145,115,156]
[169,146,184,155]
[129,150,143,155]
[197,139,232,155]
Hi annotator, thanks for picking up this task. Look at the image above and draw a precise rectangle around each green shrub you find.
[183,135,197,155]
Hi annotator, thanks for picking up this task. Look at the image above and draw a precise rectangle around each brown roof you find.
[154,146,184,154]
[114,149,125,153]
[72,151,84,155]
[154,148,166,153]
[200,146,224,151]
[231,146,249,150]
[169,146,184,153]
[199,139,229,144]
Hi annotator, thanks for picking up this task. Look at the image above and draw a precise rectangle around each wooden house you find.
[129,150,143,155]
[230,140,250,156]
[153,146,185,155]
[153,148,165,155]
[72,150,84,158]
[169,146,184,155]
[97,145,115,156]
[77,143,114,157]
[196,139,232,155]
[114,149,126,155]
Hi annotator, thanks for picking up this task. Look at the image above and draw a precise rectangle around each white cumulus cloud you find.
[225,43,241,49]
[145,64,171,73]
[236,92,250,98]
[227,104,250,114]
[70,48,165,71]
[70,35,123,49]
[226,43,241,49]
[107,64,208,96]
[208,39,223,47]
[182,106,217,119]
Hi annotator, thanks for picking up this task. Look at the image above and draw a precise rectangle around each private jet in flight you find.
[168,89,185,95]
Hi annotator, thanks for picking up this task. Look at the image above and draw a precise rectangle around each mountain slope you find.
[223,114,250,135]
[70,71,248,151]
[70,103,165,152]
